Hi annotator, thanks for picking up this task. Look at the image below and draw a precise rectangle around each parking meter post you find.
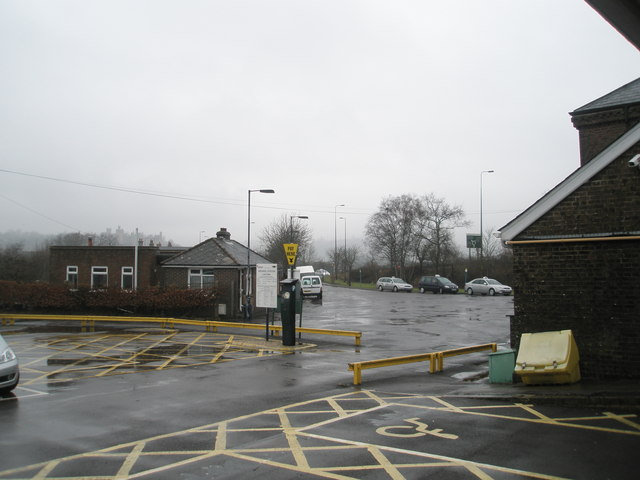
[279,279,299,346]
[297,296,303,341]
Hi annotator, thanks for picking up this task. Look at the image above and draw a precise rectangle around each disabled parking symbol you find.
[376,417,458,440]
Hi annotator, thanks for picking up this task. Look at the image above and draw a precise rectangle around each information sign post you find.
[256,264,278,340]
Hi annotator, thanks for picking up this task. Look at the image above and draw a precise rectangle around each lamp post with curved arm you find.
[334,204,344,282]
[246,188,275,320]
[289,215,308,278]
[480,170,494,263]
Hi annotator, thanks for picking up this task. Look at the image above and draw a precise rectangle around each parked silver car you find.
[376,277,413,292]
[465,277,512,296]
[0,333,19,394]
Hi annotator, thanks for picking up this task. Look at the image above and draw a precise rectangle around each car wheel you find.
[0,373,19,394]
[437,288,443,294]
[466,288,473,295]
[419,287,425,294]
[489,289,495,296]
[393,286,398,292]
[378,286,383,292]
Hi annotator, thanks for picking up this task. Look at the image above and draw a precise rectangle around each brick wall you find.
[511,154,640,378]
[571,105,640,165]
[49,246,161,289]
[511,240,640,378]
[162,267,242,317]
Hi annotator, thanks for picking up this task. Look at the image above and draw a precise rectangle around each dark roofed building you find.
[571,77,640,166]
[498,78,640,379]
[49,240,185,290]
[162,228,274,318]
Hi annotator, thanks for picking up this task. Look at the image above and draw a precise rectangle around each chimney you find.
[88,237,93,247]
[216,227,231,240]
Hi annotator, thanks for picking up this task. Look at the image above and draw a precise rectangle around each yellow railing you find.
[0,314,362,346]
[348,343,497,385]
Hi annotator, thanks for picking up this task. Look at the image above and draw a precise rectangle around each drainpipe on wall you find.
[134,242,139,291]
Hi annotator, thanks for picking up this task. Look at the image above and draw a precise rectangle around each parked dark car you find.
[418,275,459,294]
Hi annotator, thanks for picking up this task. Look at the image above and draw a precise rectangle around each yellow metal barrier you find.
[348,343,497,385]
[0,314,362,345]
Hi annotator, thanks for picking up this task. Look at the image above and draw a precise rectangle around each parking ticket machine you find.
[279,278,299,346]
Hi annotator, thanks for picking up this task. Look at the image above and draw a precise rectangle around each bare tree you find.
[340,245,359,285]
[259,213,313,271]
[365,194,422,279]
[416,194,468,273]
[482,226,502,259]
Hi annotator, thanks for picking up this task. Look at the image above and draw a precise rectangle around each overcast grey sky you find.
[1,0,639,253]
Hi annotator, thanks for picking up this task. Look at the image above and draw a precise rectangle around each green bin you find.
[489,349,515,384]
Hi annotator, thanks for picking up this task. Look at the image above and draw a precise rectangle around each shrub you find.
[0,281,218,317]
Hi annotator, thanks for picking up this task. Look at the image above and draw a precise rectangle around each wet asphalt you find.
[0,285,638,479]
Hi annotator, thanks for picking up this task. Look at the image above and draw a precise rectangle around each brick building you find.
[49,228,275,319]
[49,240,183,290]
[498,78,640,378]
[161,228,274,319]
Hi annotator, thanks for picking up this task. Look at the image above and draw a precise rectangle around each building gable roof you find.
[498,121,640,243]
[572,77,640,114]
[162,237,272,268]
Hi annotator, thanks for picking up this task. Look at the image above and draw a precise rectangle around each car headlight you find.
[0,346,16,363]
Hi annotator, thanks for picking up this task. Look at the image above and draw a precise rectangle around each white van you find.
[300,275,323,298]
[293,265,315,279]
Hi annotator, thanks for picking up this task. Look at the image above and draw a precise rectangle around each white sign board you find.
[256,263,278,309]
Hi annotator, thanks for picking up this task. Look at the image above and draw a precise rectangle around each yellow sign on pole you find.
[283,243,298,265]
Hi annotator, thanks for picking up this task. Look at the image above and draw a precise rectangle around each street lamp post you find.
[246,188,275,320]
[289,215,308,278]
[480,170,494,264]
[334,204,344,282]
[340,216,347,283]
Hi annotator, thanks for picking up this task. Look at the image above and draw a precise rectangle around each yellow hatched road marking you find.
[21,334,117,383]
[209,338,232,364]
[327,397,349,418]
[603,411,640,430]
[367,446,405,479]
[32,459,60,480]
[429,395,466,412]
[277,408,310,469]
[115,443,145,479]
[214,422,227,451]
[1,389,636,479]
[395,401,640,436]
[157,332,207,369]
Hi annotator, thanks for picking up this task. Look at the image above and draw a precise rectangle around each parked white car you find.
[376,277,413,292]
[465,277,512,296]
[0,333,19,394]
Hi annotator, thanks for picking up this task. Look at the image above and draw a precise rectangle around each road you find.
[0,286,637,479]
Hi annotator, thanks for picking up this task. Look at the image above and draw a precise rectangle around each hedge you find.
[0,281,218,317]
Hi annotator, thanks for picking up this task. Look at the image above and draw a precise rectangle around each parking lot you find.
[1,286,638,479]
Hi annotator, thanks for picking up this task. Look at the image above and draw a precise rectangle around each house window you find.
[91,266,108,289]
[66,266,78,288]
[189,268,214,289]
[121,266,134,290]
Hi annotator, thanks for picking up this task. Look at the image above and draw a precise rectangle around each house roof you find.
[162,237,273,268]
[585,0,640,52]
[498,121,640,243]
[572,77,640,114]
